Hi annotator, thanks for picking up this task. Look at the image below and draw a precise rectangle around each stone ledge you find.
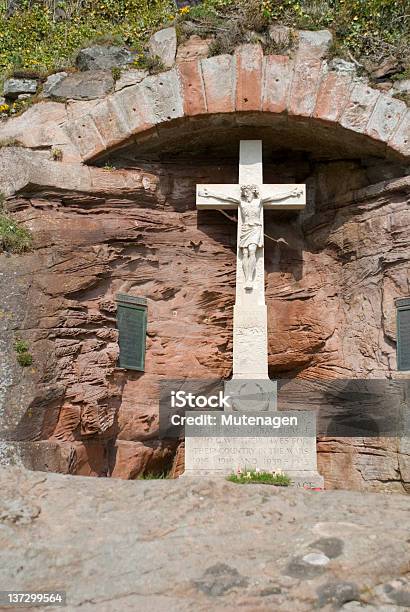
[330,174,410,208]
[0,147,166,197]
[0,148,92,196]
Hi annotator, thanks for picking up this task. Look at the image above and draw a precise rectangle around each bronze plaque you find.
[397,298,410,371]
[116,294,147,371]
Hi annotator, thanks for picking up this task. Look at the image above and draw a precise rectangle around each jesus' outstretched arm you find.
[198,187,240,204]
[261,187,303,204]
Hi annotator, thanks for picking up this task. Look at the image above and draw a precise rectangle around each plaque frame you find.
[116,293,148,371]
[396,297,410,372]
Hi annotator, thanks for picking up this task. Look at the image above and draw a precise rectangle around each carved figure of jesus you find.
[198,184,303,289]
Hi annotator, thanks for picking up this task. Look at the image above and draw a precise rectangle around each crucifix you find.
[196,140,306,383]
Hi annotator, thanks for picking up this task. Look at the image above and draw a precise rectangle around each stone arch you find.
[61,44,410,163]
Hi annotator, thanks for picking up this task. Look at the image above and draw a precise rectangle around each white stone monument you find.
[196,140,305,385]
[185,140,323,487]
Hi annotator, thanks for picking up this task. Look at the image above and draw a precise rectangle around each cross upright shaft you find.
[235,141,271,379]
[196,140,306,380]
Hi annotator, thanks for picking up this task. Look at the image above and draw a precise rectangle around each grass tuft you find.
[133,53,165,74]
[14,336,33,367]
[0,210,32,253]
[0,138,24,147]
[17,352,33,367]
[227,469,291,486]
[137,472,170,480]
[111,66,122,81]
[51,147,63,161]
[393,92,410,106]
[15,339,29,353]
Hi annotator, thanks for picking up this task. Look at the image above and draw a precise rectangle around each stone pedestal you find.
[189,140,323,487]
[184,410,324,488]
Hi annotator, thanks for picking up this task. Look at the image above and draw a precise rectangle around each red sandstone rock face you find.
[0,152,409,491]
[0,35,409,490]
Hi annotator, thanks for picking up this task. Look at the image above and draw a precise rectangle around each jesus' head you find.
[241,184,260,203]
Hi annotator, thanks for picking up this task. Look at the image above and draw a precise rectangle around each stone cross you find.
[196,140,306,381]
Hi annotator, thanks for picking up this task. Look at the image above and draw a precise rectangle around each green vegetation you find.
[0,96,35,118]
[0,1,408,77]
[227,469,291,486]
[393,91,410,105]
[133,53,165,74]
[137,471,171,480]
[0,214,32,252]
[261,0,410,63]
[392,68,410,81]
[15,339,29,353]
[51,147,63,161]
[17,352,33,367]
[14,337,33,367]
[111,66,122,81]
[0,137,23,147]
[189,0,410,68]
[0,194,32,253]
[0,0,176,74]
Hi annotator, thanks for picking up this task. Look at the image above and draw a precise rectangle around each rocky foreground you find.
[0,467,409,611]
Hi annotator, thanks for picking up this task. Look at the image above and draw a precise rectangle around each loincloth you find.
[239,224,263,248]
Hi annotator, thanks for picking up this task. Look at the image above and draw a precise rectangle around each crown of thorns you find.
[241,184,260,195]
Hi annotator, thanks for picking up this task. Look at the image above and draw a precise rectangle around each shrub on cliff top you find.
[0,0,177,73]
[261,0,410,63]
[0,0,408,74]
